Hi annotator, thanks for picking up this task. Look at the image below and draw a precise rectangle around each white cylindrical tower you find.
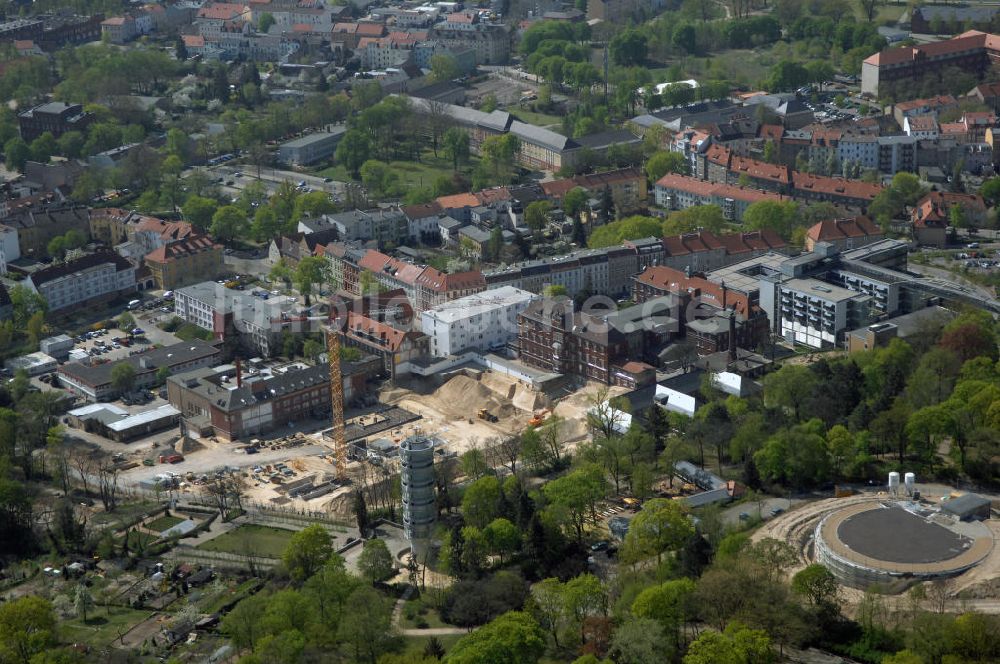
[400,435,436,557]
[904,472,916,495]
[888,472,900,493]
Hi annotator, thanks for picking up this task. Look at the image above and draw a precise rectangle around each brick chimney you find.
[235,356,242,388]
[728,309,737,363]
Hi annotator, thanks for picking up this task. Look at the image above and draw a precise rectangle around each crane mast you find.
[325,327,347,480]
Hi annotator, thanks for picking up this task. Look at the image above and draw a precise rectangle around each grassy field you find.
[403,634,464,657]
[146,515,184,532]
[90,501,160,528]
[60,607,151,648]
[198,525,296,558]
[400,598,451,630]
[506,107,563,129]
[314,150,478,189]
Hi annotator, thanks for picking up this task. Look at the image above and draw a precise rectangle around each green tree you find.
[73,584,93,623]
[484,517,519,563]
[336,130,371,178]
[763,364,818,420]
[56,131,85,159]
[791,563,839,607]
[443,127,471,172]
[445,611,545,664]
[742,200,801,239]
[480,94,498,113]
[360,159,398,200]
[0,595,57,664]
[117,312,135,330]
[588,215,663,248]
[524,200,552,231]
[337,586,396,664]
[4,137,30,172]
[462,475,501,529]
[182,195,218,230]
[430,54,460,82]
[563,186,589,221]
[542,463,606,542]
[110,363,136,394]
[608,616,671,664]
[258,12,275,32]
[661,205,726,234]
[610,28,647,66]
[631,578,696,653]
[282,523,333,583]
[683,622,775,664]
[622,497,694,564]
[645,150,687,181]
[295,255,330,303]
[357,538,395,584]
[210,205,246,242]
[29,132,56,164]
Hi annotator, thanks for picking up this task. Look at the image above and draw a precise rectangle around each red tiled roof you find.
[475,188,512,205]
[444,270,486,291]
[446,11,477,23]
[182,34,205,47]
[402,201,443,219]
[102,17,127,25]
[197,3,248,20]
[791,173,883,201]
[806,216,882,243]
[731,155,790,183]
[759,124,783,140]
[343,312,410,352]
[906,115,938,131]
[636,266,751,315]
[896,95,957,113]
[436,192,480,209]
[134,217,196,243]
[145,235,221,264]
[620,361,654,373]
[541,178,577,198]
[355,22,386,37]
[333,22,359,33]
[654,173,787,205]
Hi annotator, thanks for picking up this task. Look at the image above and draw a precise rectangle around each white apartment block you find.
[27,252,136,313]
[420,285,538,356]
[837,135,878,171]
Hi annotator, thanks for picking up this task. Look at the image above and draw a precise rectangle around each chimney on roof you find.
[720,279,727,308]
[235,356,242,388]
[728,309,737,363]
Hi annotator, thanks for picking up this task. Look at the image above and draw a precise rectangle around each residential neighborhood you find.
[3,2,1000,663]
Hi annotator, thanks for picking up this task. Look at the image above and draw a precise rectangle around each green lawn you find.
[146,515,184,533]
[60,607,151,648]
[314,149,478,189]
[403,634,464,657]
[506,107,563,129]
[401,598,451,630]
[198,525,296,558]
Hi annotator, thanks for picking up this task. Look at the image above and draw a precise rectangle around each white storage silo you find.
[888,472,900,493]
[904,472,916,495]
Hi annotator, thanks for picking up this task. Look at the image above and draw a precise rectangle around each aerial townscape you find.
[6,0,1000,662]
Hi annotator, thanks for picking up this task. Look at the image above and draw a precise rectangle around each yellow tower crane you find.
[325,326,347,481]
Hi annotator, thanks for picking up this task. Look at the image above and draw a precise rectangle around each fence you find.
[166,543,279,571]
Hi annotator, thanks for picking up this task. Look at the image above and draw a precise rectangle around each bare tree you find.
[586,387,626,439]
[426,100,451,158]
[858,0,883,23]
[71,450,97,498]
[97,461,122,512]
[492,434,523,478]
[201,471,246,520]
[434,456,459,515]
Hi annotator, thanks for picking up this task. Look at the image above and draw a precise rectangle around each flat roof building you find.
[421,285,537,357]
[277,127,347,166]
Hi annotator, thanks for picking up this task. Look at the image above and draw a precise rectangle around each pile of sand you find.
[512,386,550,413]
[432,375,505,419]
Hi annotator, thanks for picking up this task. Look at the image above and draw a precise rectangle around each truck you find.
[477,408,498,423]
[158,454,184,464]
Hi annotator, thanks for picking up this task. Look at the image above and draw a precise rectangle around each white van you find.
[128,299,141,310]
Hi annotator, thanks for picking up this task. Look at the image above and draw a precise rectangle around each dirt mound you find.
[174,436,203,454]
[512,386,550,413]
[432,375,498,417]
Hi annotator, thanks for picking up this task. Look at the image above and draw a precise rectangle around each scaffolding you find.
[326,327,347,480]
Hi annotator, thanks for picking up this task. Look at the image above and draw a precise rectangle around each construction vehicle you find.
[477,408,498,422]
[527,408,550,427]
